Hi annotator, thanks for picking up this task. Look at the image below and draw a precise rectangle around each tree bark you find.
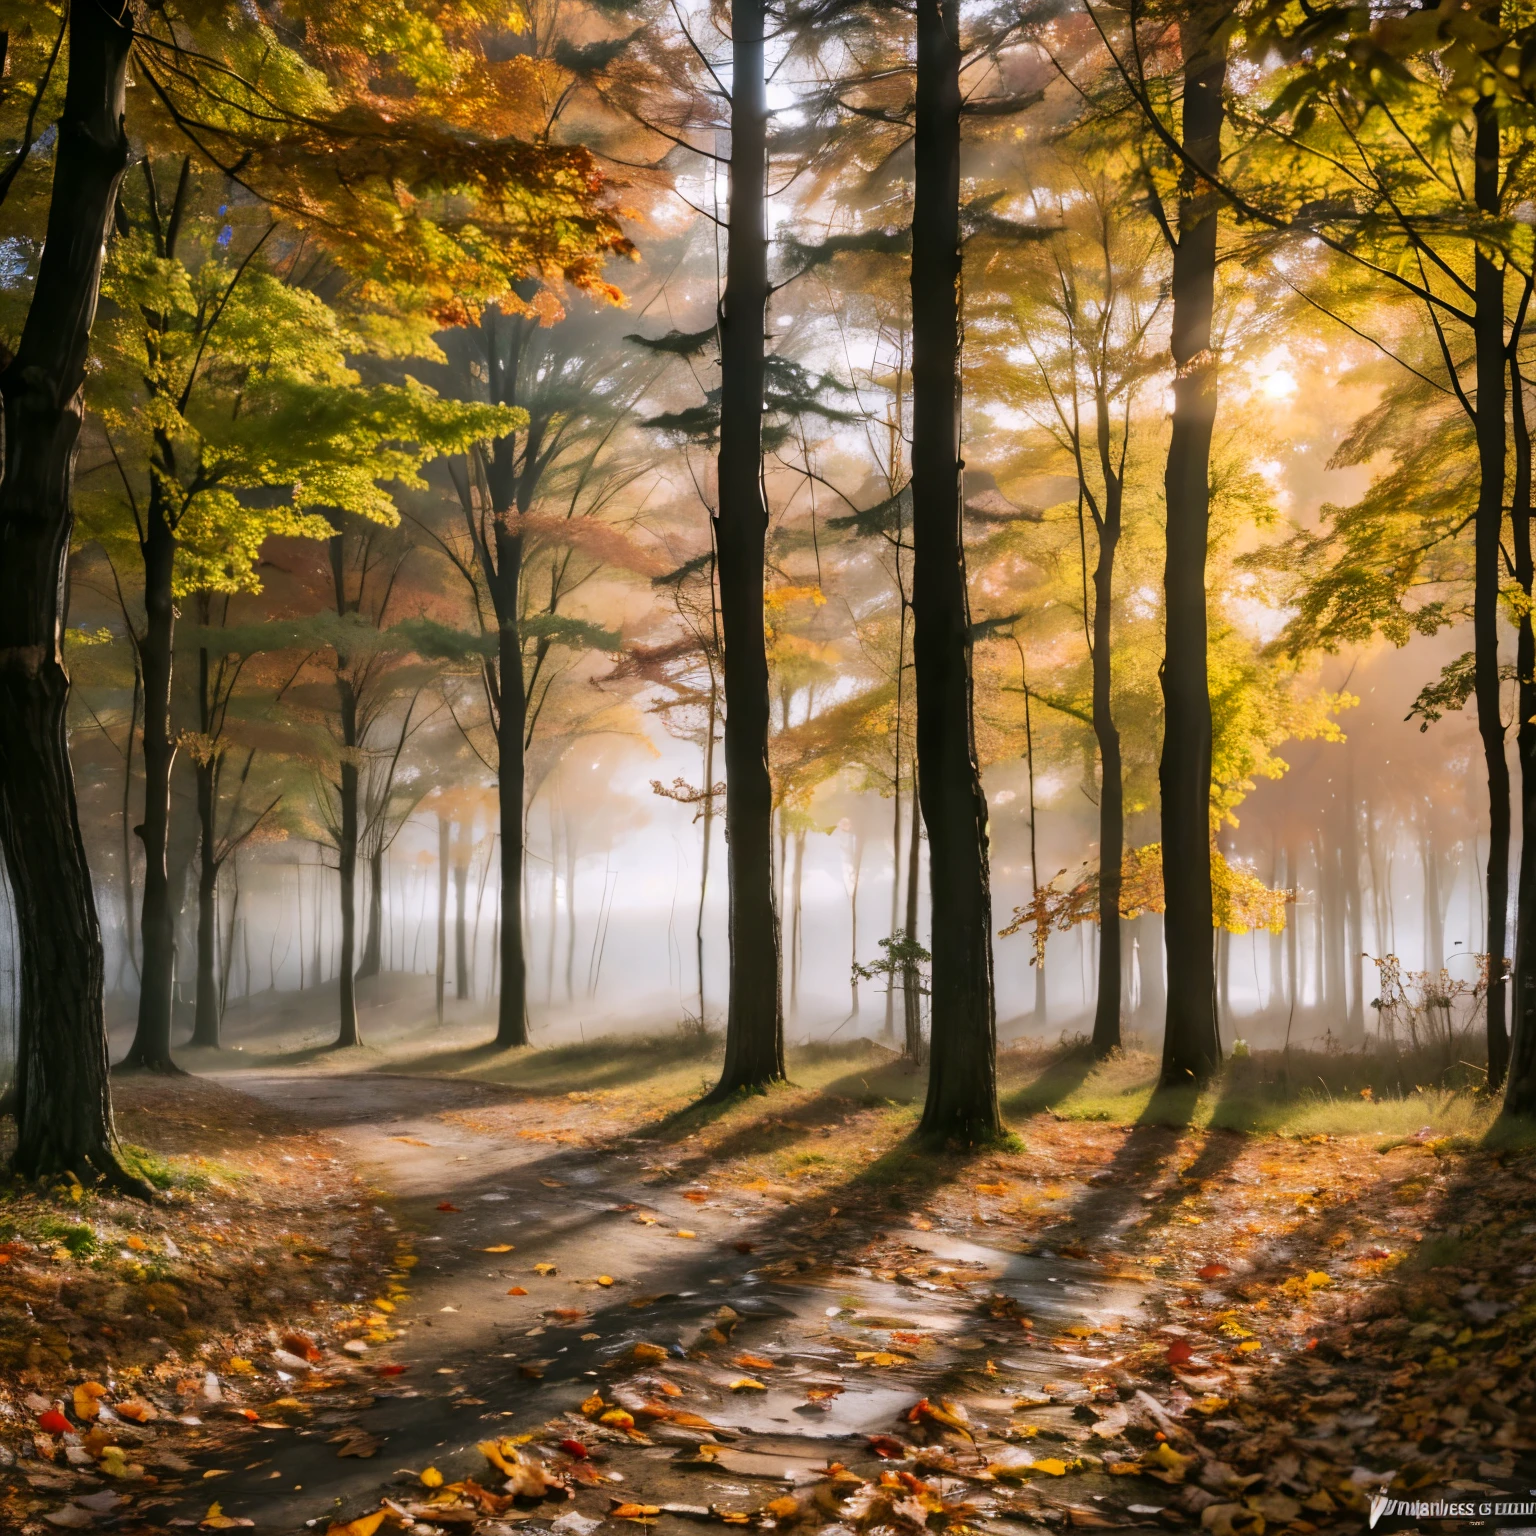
[189,625,220,1049]
[1089,395,1124,1060]
[707,0,784,1099]
[1157,6,1228,1085]
[903,780,925,1063]
[330,537,361,1048]
[1505,349,1536,1114]
[454,840,470,1001]
[481,310,532,1048]
[0,0,146,1189]
[120,475,183,1071]
[911,0,999,1145]
[1473,90,1510,1089]
[357,847,383,979]
[436,812,449,1024]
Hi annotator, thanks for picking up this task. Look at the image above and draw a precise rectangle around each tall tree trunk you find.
[494,599,528,1043]
[480,310,532,1048]
[436,812,449,1024]
[1022,663,1046,1027]
[1157,6,1228,1085]
[357,848,383,979]
[120,656,140,985]
[334,672,361,1047]
[189,620,221,1049]
[698,668,718,1024]
[1090,400,1124,1060]
[1473,90,1510,1088]
[0,0,146,1188]
[708,0,784,1099]
[911,0,998,1144]
[1140,911,1166,1030]
[120,484,181,1071]
[903,776,925,1064]
[454,842,470,1002]
[1506,349,1536,1114]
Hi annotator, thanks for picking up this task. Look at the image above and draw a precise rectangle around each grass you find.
[993,1041,1504,1139]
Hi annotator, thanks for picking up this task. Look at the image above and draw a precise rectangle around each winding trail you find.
[163,1071,1151,1533]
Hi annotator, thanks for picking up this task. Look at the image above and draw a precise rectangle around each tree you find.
[0,0,145,1188]
[910,0,1000,1143]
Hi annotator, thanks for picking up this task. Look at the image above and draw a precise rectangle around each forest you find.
[2,0,1536,1532]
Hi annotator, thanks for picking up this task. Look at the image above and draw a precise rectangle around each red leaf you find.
[437,1202,461,1212]
[375,1364,408,1377]
[1196,1263,1230,1280]
[868,1435,908,1459]
[1165,1339,1193,1366]
[38,1409,69,1435]
[560,1439,591,1459]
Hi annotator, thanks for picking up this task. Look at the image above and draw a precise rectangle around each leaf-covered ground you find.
[1,1038,1531,1535]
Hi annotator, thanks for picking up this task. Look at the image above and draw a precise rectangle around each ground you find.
[1,1011,1533,1536]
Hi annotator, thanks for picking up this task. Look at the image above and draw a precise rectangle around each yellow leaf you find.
[326,1514,386,1536]
[632,1342,669,1364]
[634,1214,659,1225]
[420,1467,443,1488]
[600,1408,636,1428]
[1237,1340,1262,1353]
[598,1275,615,1286]
[675,1230,697,1239]
[226,1358,255,1375]
[974,1182,1010,1196]
[1032,1459,1069,1476]
[1305,1271,1332,1289]
[126,1235,149,1252]
[854,1352,908,1367]
[534,1262,558,1275]
[73,1382,107,1420]
[484,1244,515,1254]
[611,1504,662,1520]
[729,1378,767,1392]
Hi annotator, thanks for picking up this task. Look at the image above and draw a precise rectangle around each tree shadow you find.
[998,1042,1099,1118]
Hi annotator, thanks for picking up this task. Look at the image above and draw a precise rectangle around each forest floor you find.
[1,1017,1533,1536]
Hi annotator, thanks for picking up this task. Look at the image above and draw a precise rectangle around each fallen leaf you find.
[391,1136,432,1147]
[534,1262,558,1276]
[37,1408,69,1435]
[598,1275,615,1286]
[541,1178,565,1188]
[733,1353,775,1370]
[116,1399,158,1424]
[1165,1339,1194,1366]
[675,1230,697,1240]
[975,1182,1010,1196]
[484,1244,515,1254]
[325,1513,386,1536]
[331,1428,380,1458]
[611,1504,663,1520]
[1197,1263,1231,1281]
[507,1287,529,1296]
[420,1467,444,1489]
[436,1202,461,1212]
[632,1343,670,1364]
[728,1378,767,1392]
[71,1383,106,1422]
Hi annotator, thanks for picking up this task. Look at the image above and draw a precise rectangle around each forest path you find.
[157,1068,1151,1534]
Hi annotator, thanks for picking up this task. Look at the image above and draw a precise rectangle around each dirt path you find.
[157,1071,1150,1533]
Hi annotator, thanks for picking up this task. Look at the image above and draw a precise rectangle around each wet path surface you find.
[160,1073,1153,1532]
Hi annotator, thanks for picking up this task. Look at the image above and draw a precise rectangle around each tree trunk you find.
[1140,911,1166,1030]
[1157,6,1228,1085]
[1507,347,1536,1114]
[698,667,718,1024]
[481,310,532,1049]
[334,671,361,1046]
[190,760,220,1049]
[357,847,383,979]
[119,483,181,1072]
[1090,400,1124,1060]
[436,812,449,1024]
[189,622,221,1049]
[119,655,140,986]
[902,776,925,1063]
[1473,92,1510,1088]
[790,826,805,1016]
[494,605,528,1043]
[708,0,784,1099]
[0,0,147,1189]
[454,844,470,1002]
[1342,765,1365,1046]
[911,0,998,1144]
